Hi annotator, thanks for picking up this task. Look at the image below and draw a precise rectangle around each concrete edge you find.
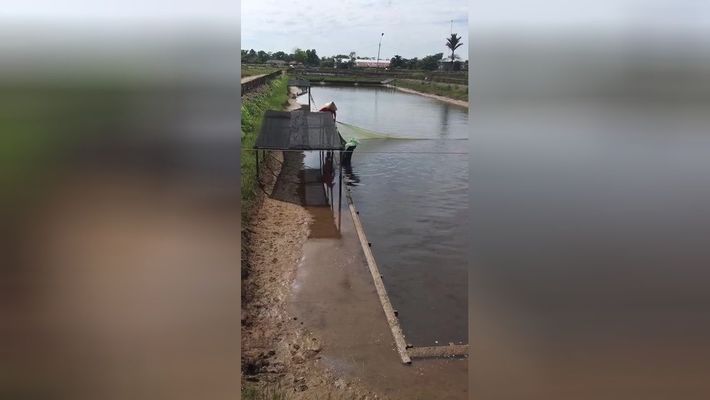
[345,188,412,365]
[408,344,469,359]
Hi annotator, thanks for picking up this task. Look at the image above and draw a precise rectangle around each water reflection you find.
[343,164,361,186]
[440,105,450,137]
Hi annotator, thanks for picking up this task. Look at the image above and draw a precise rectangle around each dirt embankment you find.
[388,84,469,108]
[241,90,386,399]
[240,150,315,388]
[242,89,313,393]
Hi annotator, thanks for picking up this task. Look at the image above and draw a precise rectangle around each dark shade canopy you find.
[254,110,344,151]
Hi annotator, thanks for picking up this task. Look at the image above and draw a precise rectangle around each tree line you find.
[241,33,466,71]
[242,50,467,71]
[241,48,320,65]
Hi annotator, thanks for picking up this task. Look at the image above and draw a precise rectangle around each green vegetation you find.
[241,75,289,222]
[445,33,464,67]
[394,79,468,102]
[241,47,469,72]
[241,384,364,400]
[288,69,467,101]
[241,386,287,400]
[242,64,280,78]
[0,86,126,213]
[241,48,320,66]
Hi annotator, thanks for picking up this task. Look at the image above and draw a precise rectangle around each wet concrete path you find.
[286,183,467,399]
[240,73,267,84]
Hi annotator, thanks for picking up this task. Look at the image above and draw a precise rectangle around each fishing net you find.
[336,121,424,140]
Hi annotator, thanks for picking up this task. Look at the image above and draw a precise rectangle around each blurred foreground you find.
[1,25,241,399]
[469,16,710,400]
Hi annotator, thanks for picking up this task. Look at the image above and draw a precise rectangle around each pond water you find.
[309,85,468,346]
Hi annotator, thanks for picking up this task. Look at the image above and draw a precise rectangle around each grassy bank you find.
[0,85,130,216]
[242,384,362,400]
[241,75,288,222]
[295,68,467,82]
[394,78,468,102]
[242,64,281,78]
[241,386,287,400]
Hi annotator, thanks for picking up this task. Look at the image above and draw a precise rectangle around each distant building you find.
[335,57,351,64]
[353,59,390,69]
[265,59,287,67]
[331,57,352,69]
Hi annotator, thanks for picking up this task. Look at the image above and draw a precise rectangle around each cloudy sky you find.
[3,0,707,58]
[241,0,468,59]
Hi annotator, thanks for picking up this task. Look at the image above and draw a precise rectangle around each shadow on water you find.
[343,164,361,186]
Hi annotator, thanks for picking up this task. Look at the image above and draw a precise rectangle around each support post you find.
[338,151,343,230]
[255,149,260,182]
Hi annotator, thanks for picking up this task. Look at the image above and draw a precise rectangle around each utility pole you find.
[376,32,384,72]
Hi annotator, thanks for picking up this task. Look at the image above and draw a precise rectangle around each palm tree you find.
[446,33,463,70]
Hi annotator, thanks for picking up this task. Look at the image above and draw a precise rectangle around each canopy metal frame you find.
[254,109,345,230]
[287,78,312,108]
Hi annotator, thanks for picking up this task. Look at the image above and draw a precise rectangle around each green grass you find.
[394,79,469,102]
[241,384,367,400]
[241,75,289,223]
[242,64,281,78]
[0,86,127,213]
[241,386,288,400]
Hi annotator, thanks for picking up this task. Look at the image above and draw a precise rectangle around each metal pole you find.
[255,149,259,182]
[376,32,384,73]
[320,150,325,205]
[338,151,343,230]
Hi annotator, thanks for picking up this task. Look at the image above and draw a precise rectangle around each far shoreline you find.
[387,84,469,108]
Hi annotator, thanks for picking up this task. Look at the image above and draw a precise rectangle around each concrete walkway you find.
[287,184,468,399]
[240,73,267,84]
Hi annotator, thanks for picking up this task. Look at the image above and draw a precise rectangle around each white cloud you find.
[1,0,239,21]
[241,0,468,59]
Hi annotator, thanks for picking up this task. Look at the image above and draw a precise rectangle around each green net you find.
[336,120,425,140]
